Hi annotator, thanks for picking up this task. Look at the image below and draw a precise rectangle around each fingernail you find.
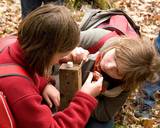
[85,58,88,62]
[100,77,103,81]
[50,104,52,108]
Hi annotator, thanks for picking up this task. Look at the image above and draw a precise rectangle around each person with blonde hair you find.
[79,27,160,127]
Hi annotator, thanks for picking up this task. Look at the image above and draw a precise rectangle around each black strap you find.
[0,64,30,80]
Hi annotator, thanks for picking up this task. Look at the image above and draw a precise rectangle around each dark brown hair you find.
[18,4,80,76]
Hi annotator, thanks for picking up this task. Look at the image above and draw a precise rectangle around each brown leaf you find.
[142,119,155,128]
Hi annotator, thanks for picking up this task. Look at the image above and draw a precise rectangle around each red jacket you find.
[0,39,97,128]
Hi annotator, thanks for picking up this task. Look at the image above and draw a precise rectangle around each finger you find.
[50,92,60,107]
[95,77,103,86]
[72,54,81,64]
[84,72,93,84]
[71,53,77,62]
[44,96,53,108]
[94,51,100,56]
[56,94,60,107]
[59,56,71,63]
[52,97,60,107]
[97,77,103,83]
[81,52,89,62]
[79,49,89,62]
[58,94,60,103]
[76,57,83,64]
[83,55,89,62]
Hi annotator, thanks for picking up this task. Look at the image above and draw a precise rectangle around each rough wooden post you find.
[59,62,82,110]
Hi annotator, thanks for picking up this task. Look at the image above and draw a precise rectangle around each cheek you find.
[100,59,112,73]
[100,55,113,70]
[103,68,122,80]
[109,71,123,79]
[101,57,108,65]
[100,58,108,69]
[50,57,59,65]
[104,68,114,76]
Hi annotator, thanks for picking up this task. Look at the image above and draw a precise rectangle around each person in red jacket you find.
[0,4,103,128]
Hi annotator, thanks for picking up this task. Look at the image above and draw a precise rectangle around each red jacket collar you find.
[9,40,27,67]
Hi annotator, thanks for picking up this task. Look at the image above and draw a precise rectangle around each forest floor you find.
[0,0,160,127]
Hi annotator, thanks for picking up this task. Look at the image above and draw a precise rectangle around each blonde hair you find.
[107,37,160,91]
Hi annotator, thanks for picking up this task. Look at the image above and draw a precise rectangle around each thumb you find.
[59,56,71,64]
[84,72,93,84]
[94,77,103,86]
[52,98,60,107]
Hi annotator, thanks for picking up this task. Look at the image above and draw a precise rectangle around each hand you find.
[93,71,102,81]
[80,72,103,97]
[42,84,60,108]
[59,47,89,64]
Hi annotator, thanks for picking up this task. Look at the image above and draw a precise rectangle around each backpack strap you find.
[0,64,29,128]
[0,64,30,80]
[0,36,29,78]
[80,9,101,31]
[87,31,118,53]
[0,91,16,128]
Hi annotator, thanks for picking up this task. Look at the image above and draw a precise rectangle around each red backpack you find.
[80,9,141,53]
[0,91,16,128]
[0,36,29,128]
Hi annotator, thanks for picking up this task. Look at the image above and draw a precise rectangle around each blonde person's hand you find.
[80,72,103,97]
[59,47,89,64]
[42,84,60,108]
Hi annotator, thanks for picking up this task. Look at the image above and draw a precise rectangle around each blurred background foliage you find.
[65,0,115,10]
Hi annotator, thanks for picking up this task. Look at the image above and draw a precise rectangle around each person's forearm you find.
[53,91,97,128]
